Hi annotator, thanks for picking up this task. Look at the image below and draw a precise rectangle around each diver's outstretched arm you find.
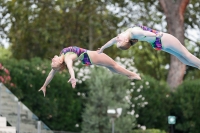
[98,37,117,53]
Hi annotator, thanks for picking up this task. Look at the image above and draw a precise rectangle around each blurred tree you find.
[158,0,189,89]
[0,0,122,59]
[81,67,136,133]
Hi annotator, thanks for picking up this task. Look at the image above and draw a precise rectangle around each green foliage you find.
[2,55,200,132]
[172,79,200,133]
[0,57,84,132]
[184,0,200,29]
[131,75,171,131]
[0,47,12,59]
[130,77,200,133]
[132,129,166,133]
[81,67,136,133]
[126,0,200,33]
[184,68,200,80]
[0,0,121,59]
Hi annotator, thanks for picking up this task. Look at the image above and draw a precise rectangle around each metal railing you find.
[0,82,53,133]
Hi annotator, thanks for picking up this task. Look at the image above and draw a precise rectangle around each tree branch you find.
[158,0,168,13]
[159,0,180,16]
[178,0,190,15]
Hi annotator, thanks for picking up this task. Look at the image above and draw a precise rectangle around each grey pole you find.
[17,101,21,133]
[112,118,115,133]
[170,124,174,133]
[37,121,41,133]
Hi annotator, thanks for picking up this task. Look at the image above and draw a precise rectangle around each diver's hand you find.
[68,77,76,88]
[38,86,46,97]
[97,47,104,54]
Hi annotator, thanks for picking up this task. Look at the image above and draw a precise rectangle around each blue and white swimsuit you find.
[134,25,162,50]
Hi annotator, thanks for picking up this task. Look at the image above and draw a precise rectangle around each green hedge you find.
[131,75,171,131]
[132,129,166,133]
[1,58,85,132]
[2,57,200,133]
[172,79,200,133]
[131,77,200,133]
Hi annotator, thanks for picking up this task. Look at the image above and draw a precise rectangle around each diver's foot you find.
[128,74,141,80]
